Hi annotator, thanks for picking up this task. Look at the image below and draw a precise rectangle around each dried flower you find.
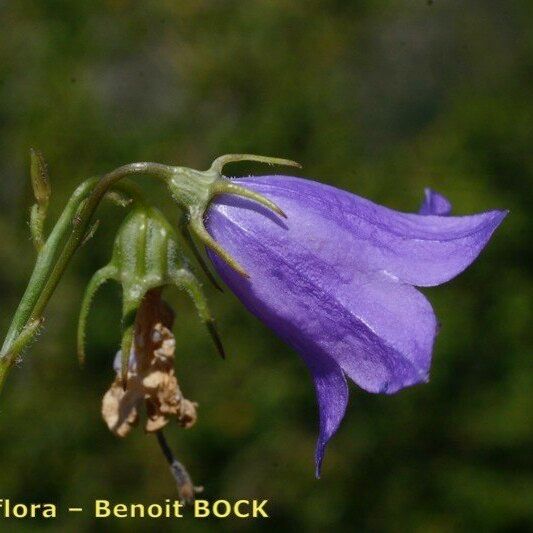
[102,290,197,437]
[100,289,201,501]
[204,175,507,475]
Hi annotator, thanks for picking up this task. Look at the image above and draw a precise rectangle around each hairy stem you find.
[1,177,98,355]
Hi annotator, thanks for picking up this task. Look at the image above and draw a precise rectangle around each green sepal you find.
[77,265,117,366]
[77,204,226,376]
[165,154,301,277]
[120,296,140,387]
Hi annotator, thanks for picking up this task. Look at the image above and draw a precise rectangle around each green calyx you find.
[77,205,224,386]
[166,154,301,277]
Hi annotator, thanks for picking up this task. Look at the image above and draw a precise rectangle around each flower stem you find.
[0,163,174,389]
[155,430,199,503]
[29,163,172,326]
[1,177,98,355]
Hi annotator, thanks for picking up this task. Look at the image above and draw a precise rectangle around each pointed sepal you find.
[169,268,226,360]
[165,153,299,277]
[178,215,224,292]
[209,153,301,174]
[189,215,248,278]
[120,300,139,388]
[77,265,117,366]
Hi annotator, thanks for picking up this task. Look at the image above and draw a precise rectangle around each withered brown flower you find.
[101,289,202,502]
[102,289,198,437]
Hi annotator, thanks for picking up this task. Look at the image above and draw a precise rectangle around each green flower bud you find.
[30,148,51,206]
[29,148,52,250]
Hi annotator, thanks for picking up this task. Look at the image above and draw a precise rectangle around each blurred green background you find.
[0,1,531,531]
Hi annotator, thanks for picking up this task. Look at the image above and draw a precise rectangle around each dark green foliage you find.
[0,1,531,531]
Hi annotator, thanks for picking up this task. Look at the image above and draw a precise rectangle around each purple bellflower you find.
[203,175,507,476]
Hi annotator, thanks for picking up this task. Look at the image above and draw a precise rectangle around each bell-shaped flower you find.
[199,174,507,476]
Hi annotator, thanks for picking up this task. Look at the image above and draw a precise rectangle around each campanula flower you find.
[203,175,507,476]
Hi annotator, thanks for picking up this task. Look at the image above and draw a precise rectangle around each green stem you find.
[1,177,98,354]
[0,162,173,386]
[29,164,171,323]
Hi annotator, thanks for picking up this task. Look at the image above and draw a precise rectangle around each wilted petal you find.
[213,175,506,287]
[419,188,452,216]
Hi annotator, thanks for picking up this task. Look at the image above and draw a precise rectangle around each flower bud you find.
[30,148,51,207]
[29,148,51,250]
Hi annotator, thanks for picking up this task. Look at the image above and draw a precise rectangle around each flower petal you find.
[304,354,348,478]
[206,217,349,474]
[213,175,506,287]
[206,201,437,466]
[331,271,437,393]
[206,207,437,394]
[419,188,452,216]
